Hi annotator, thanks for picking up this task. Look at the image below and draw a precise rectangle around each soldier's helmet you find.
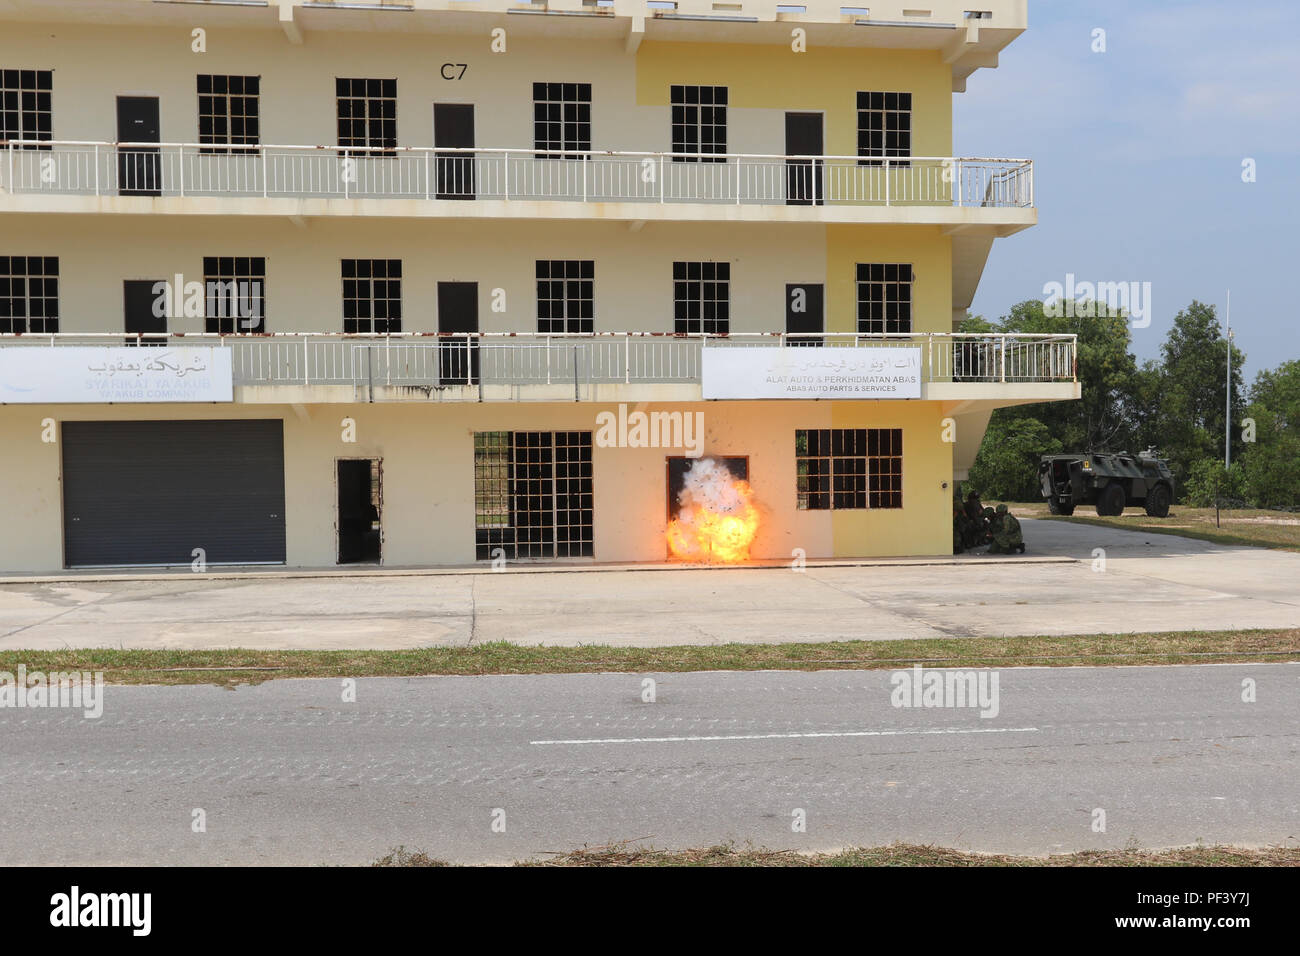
[982,507,995,517]
[996,504,1008,515]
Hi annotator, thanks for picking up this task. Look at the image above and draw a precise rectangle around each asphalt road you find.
[1,664,1295,864]
[1,519,1298,648]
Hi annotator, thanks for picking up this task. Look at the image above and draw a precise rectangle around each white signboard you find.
[702,346,922,399]
[0,347,234,404]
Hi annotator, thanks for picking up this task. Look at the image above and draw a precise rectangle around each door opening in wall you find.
[338,458,382,564]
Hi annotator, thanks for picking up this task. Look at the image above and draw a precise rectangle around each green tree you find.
[1237,360,1300,506]
[967,416,1062,500]
[1148,300,1247,485]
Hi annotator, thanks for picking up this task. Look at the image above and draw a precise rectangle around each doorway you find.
[438,281,479,384]
[434,104,475,200]
[123,280,167,345]
[784,112,823,206]
[337,458,382,564]
[785,283,824,346]
[116,96,161,196]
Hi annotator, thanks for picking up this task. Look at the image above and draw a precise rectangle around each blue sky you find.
[955,0,1300,382]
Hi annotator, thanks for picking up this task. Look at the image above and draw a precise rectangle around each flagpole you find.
[1225,290,1232,468]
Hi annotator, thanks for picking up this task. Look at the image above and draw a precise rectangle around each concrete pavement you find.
[0,664,1295,864]
[0,519,1297,648]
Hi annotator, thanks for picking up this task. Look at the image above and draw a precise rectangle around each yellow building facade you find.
[0,0,1074,572]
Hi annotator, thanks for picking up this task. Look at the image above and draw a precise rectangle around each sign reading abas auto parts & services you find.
[0,347,234,403]
[702,346,922,399]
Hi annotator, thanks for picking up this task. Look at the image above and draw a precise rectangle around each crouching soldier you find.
[987,503,1025,554]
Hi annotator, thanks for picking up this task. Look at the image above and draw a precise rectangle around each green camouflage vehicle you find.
[1038,448,1175,518]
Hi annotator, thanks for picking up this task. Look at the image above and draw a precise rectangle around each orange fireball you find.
[666,458,760,563]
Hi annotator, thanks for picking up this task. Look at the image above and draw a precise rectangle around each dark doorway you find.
[784,112,824,206]
[337,459,382,564]
[785,283,824,346]
[666,456,749,520]
[123,280,167,345]
[116,96,161,196]
[434,103,475,200]
[438,281,479,384]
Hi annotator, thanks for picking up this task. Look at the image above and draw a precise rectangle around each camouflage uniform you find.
[987,503,1025,554]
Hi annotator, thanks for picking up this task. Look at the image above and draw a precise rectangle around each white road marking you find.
[531,726,1040,746]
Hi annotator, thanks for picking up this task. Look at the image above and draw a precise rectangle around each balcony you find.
[0,142,1034,228]
[0,331,1076,405]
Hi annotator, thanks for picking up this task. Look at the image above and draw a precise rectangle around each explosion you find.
[666,457,760,563]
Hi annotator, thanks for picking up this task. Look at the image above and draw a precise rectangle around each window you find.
[796,428,902,510]
[0,69,52,150]
[336,78,397,156]
[857,91,911,166]
[203,256,265,333]
[856,263,913,334]
[536,260,594,334]
[342,259,401,333]
[0,255,58,333]
[671,85,727,162]
[197,74,260,155]
[474,431,594,560]
[673,261,729,335]
[532,82,591,158]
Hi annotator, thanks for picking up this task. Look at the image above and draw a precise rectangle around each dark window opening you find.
[673,260,729,335]
[532,81,591,159]
[475,431,594,560]
[671,84,727,162]
[342,258,401,333]
[536,259,594,334]
[796,428,902,510]
[0,255,58,333]
[203,255,265,333]
[337,459,382,564]
[336,77,397,157]
[197,74,260,155]
[857,91,911,167]
[0,69,52,150]
[856,262,913,334]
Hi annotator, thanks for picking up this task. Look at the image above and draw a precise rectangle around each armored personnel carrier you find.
[1038,448,1175,517]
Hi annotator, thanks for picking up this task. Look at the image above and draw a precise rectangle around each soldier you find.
[980,506,996,546]
[987,503,1026,554]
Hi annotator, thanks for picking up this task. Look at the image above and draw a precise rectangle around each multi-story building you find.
[0,0,1075,571]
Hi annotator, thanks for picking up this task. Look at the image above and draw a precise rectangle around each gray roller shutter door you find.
[62,420,286,567]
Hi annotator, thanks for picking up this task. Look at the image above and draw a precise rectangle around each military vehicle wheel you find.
[1144,483,1171,518]
[1095,484,1126,517]
[1048,496,1075,516]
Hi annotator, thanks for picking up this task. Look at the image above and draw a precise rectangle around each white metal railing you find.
[0,142,1034,209]
[0,332,1075,390]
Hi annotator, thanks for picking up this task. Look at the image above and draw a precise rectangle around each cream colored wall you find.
[0,23,950,157]
[5,213,970,335]
[0,399,955,571]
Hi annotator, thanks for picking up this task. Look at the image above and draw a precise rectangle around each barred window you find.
[671,85,727,162]
[474,431,594,560]
[336,77,397,155]
[0,256,58,333]
[342,259,401,333]
[796,428,902,510]
[198,75,260,155]
[0,69,52,150]
[537,260,594,334]
[857,91,911,166]
[533,82,591,158]
[673,261,729,335]
[203,256,265,333]
[474,432,511,530]
[856,263,913,334]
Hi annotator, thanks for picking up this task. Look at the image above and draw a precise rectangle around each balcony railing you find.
[0,142,1034,208]
[0,332,1075,391]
